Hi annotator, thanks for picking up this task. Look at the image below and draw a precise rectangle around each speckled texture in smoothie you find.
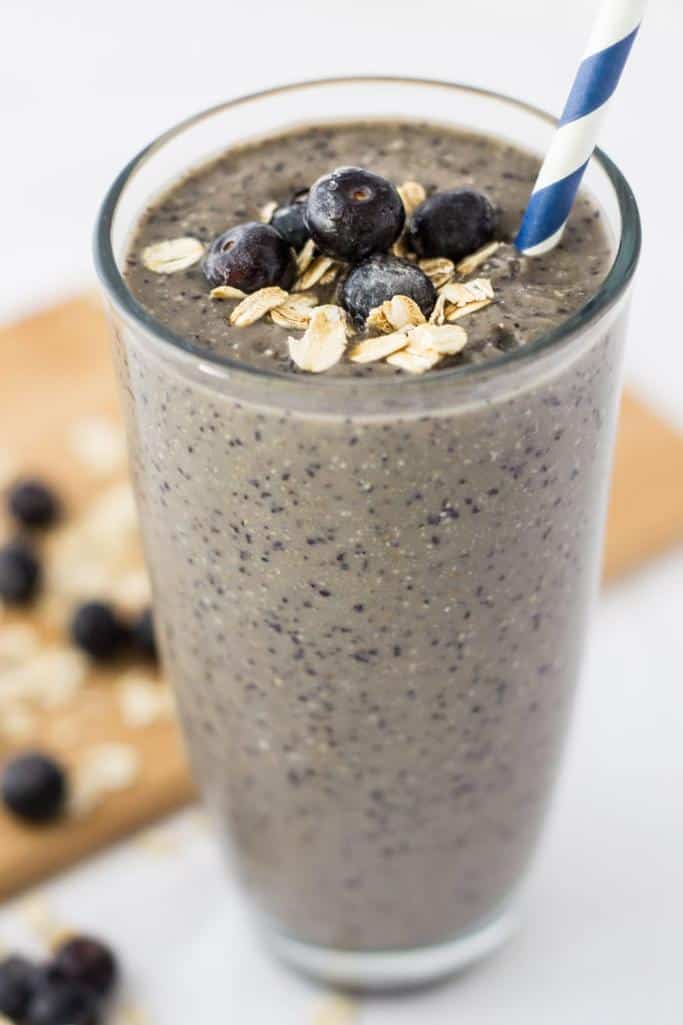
[112,120,625,952]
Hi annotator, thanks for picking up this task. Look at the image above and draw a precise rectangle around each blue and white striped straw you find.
[516,0,647,256]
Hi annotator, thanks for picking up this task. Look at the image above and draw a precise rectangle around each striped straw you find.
[516,0,647,256]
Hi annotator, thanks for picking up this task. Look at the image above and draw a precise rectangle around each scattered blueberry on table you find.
[0,956,37,1021]
[130,607,157,662]
[304,166,405,262]
[7,480,60,530]
[202,222,296,293]
[25,979,100,1025]
[1,753,67,824]
[0,539,42,605]
[51,937,117,1000]
[407,187,497,262]
[69,602,127,661]
[0,936,118,1024]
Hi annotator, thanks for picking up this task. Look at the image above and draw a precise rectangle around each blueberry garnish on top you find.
[8,479,60,529]
[340,254,436,327]
[270,191,309,251]
[203,222,296,293]
[407,187,497,263]
[305,167,405,263]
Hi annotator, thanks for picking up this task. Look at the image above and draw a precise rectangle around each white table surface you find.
[1,1,682,1021]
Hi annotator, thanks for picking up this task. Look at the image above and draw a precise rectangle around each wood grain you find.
[0,295,682,900]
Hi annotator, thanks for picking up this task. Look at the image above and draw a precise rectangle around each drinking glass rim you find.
[94,75,641,394]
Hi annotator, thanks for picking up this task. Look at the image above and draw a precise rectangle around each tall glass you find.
[95,78,640,989]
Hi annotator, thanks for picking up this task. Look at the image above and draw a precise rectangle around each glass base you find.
[262,905,519,991]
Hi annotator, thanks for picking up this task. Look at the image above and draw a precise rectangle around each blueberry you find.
[51,937,117,999]
[70,602,126,661]
[407,188,497,262]
[340,254,436,326]
[0,955,37,1019]
[305,167,404,262]
[131,607,157,661]
[2,752,67,824]
[26,981,99,1025]
[203,222,296,293]
[0,539,41,605]
[270,192,309,251]
[8,479,60,529]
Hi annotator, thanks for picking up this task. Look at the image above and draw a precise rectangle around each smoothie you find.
[101,97,631,976]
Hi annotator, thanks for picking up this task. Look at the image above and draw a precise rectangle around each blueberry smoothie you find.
[103,107,632,975]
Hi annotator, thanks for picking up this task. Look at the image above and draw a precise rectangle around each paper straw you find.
[516,0,647,257]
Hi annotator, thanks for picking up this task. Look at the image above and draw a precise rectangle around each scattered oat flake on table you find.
[349,330,411,364]
[229,287,289,327]
[0,705,35,740]
[209,285,247,301]
[397,180,426,216]
[111,568,151,613]
[69,416,127,476]
[69,743,140,819]
[118,673,174,728]
[0,623,39,667]
[310,993,357,1025]
[455,240,501,276]
[0,647,87,709]
[18,893,64,945]
[142,237,204,274]
[288,305,348,373]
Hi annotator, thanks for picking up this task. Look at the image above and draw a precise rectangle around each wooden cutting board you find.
[0,294,682,901]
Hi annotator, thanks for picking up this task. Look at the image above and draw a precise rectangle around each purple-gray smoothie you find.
[116,120,623,951]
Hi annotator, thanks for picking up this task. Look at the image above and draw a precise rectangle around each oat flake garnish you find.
[270,293,318,330]
[349,330,411,364]
[367,294,425,334]
[288,305,348,373]
[296,238,316,275]
[386,348,441,374]
[210,285,247,301]
[294,255,337,292]
[229,286,290,327]
[408,322,469,355]
[391,234,413,260]
[446,298,493,321]
[258,200,277,223]
[397,180,426,217]
[456,240,501,276]
[142,237,204,274]
[418,257,455,289]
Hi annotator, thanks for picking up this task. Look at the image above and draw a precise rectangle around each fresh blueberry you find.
[8,479,60,529]
[0,539,41,604]
[407,188,497,262]
[340,254,436,326]
[2,753,67,824]
[0,955,38,1019]
[51,937,117,999]
[70,602,126,661]
[202,222,296,293]
[131,607,157,662]
[26,981,99,1025]
[305,167,405,262]
[270,192,309,251]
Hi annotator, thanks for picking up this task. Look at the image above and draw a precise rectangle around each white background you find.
[1,1,682,1021]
